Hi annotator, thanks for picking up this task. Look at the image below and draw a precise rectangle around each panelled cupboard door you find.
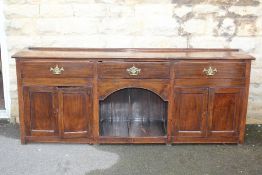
[59,87,92,138]
[208,87,243,137]
[174,88,208,137]
[23,86,58,137]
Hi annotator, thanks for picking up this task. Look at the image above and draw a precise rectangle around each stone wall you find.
[3,0,262,123]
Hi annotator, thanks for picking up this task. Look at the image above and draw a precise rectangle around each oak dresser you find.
[13,48,255,144]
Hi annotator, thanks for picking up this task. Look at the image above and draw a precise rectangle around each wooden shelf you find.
[100,120,166,137]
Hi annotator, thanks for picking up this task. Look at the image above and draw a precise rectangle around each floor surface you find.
[0,122,261,175]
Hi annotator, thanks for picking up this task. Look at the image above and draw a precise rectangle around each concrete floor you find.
[0,121,261,175]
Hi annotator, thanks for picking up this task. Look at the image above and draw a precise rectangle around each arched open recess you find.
[99,86,168,102]
[99,88,167,137]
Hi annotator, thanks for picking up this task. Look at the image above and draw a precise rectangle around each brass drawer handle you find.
[50,65,64,75]
[203,66,217,76]
[126,65,141,76]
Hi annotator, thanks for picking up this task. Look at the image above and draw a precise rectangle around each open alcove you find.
[99,88,168,137]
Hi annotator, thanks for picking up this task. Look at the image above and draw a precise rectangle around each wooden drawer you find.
[174,61,246,79]
[98,62,170,79]
[21,61,94,78]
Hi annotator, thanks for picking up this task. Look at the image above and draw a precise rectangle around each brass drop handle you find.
[50,65,64,75]
[126,65,141,76]
[203,66,217,76]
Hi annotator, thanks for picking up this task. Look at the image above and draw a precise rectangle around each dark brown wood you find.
[93,61,99,142]
[174,78,245,87]
[167,62,175,143]
[98,79,170,101]
[25,136,94,144]
[59,87,92,138]
[98,62,170,79]
[22,86,93,142]
[208,87,243,137]
[239,60,252,143]
[23,78,93,86]
[172,136,238,143]
[23,86,58,137]
[13,48,255,60]
[13,47,255,144]
[16,60,27,144]
[174,61,246,79]
[21,60,94,78]
[174,87,208,138]
[99,136,166,144]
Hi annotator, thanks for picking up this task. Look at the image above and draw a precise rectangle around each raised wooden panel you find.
[174,62,246,79]
[208,88,243,137]
[59,87,92,138]
[98,62,170,79]
[174,88,208,138]
[23,86,58,136]
[21,61,94,78]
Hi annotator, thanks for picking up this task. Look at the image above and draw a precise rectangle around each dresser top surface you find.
[12,47,255,60]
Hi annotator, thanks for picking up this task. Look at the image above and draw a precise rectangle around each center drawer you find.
[98,62,170,79]
[21,61,94,78]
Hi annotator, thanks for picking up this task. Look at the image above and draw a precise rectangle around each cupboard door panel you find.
[208,88,243,137]
[59,87,92,138]
[24,87,58,136]
[174,88,208,137]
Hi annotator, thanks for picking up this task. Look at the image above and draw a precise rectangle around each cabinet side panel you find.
[239,60,251,143]
[16,60,26,143]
